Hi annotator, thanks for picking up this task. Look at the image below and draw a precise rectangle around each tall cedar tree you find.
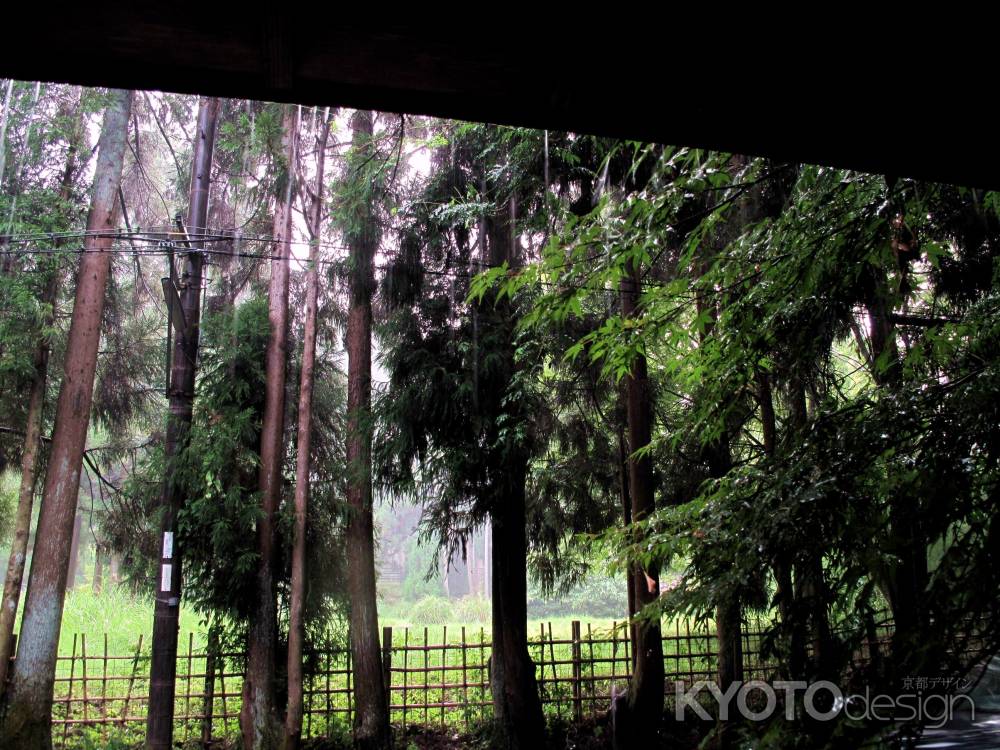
[344,109,392,750]
[0,88,133,750]
[241,103,297,750]
[0,92,84,693]
[377,125,550,749]
[613,259,664,748]
[483,198,547,750]
[285,108,330,750]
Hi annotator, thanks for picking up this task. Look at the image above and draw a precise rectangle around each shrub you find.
[407,595,454,625]
[452,595,491,624]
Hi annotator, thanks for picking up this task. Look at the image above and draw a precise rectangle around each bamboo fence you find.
[10,617,898,748]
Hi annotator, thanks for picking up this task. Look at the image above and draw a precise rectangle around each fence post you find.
[185,631,194,742]
[202,623,219,747]
[121,634,143,727]
[441,625,447,727]
[460,626,469,731]
[64,633,78,744]
[101,633,109,741]
[571,620,582,721]
[382,625,392,715]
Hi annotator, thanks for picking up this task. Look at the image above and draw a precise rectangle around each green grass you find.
[55,588,702,654]
[8,586,210,657]
[1,577,653,665]
[21,587,639,658]
[58,587,208,654]
[15,587,751,746]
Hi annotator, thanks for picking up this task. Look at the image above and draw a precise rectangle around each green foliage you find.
[407,596,454,625]
[527,575,628,620]
[399,533,443,601]
[175,296,271,623]
[377,122,606,585]
[114,295,350,655]
[452,595,491,623]
[482,137,1000,744]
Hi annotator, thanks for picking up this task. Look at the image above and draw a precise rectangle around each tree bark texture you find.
[242,103,297,750]
[615,260,664,749]
[0,88,132,750]
[482,196,545,750]
[0,100,83,694]
[284,108,329,750]
[344,109,392,750]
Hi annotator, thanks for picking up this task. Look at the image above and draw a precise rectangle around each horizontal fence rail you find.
[7,618,905,748]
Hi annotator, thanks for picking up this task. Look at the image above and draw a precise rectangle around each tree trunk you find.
[241,103,297,750]
[703,375,741,747]
[489,457,545,750]
[864,262,927,677]
[0,88,132,750]
[617,425,638,669]
[344,109,391,750]
[110,555,121,585]
[284,108,329,750]
[0,79,14,188]
[615,260,664,749]
[785,376,832,679]
[482,528,489,598]
[0,326,49,691]
[0,93,82,693]
[479,195,545,750]
[91,543,104,596]
[146,95,220,750]
[758,371,806,680]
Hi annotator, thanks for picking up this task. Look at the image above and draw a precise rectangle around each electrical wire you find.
[0,228,669,294]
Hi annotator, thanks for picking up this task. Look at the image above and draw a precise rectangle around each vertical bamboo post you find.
[201,625,218,747]
[346,636,353,729]
[323,647,331,737]
[440,625,447,727]
[586,623,596,716]
[422,626,429,726]
[674,618,681,683]
[571,620,582,721]
[685,619,693,684]
[64,633,78,744]
[548,622,560,718]
[121,634,143,727]
[480,626,486,715]
[218,656,229,736]
[608,620,618,704]
[402,627,409,732]
[536,622,545,706]
[382,626,392,719]
[623,619,631,680]
[184,631,193,741]
[460,626,468,731]
[81,633,89,727]
[101,632,108,741]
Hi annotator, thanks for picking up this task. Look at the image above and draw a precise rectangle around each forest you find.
[0,80,998,750]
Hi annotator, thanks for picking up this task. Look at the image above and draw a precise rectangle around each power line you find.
[0,225,686,294]
[0,232,670,295]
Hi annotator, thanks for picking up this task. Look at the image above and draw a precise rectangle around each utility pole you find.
[146,96,220,750]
